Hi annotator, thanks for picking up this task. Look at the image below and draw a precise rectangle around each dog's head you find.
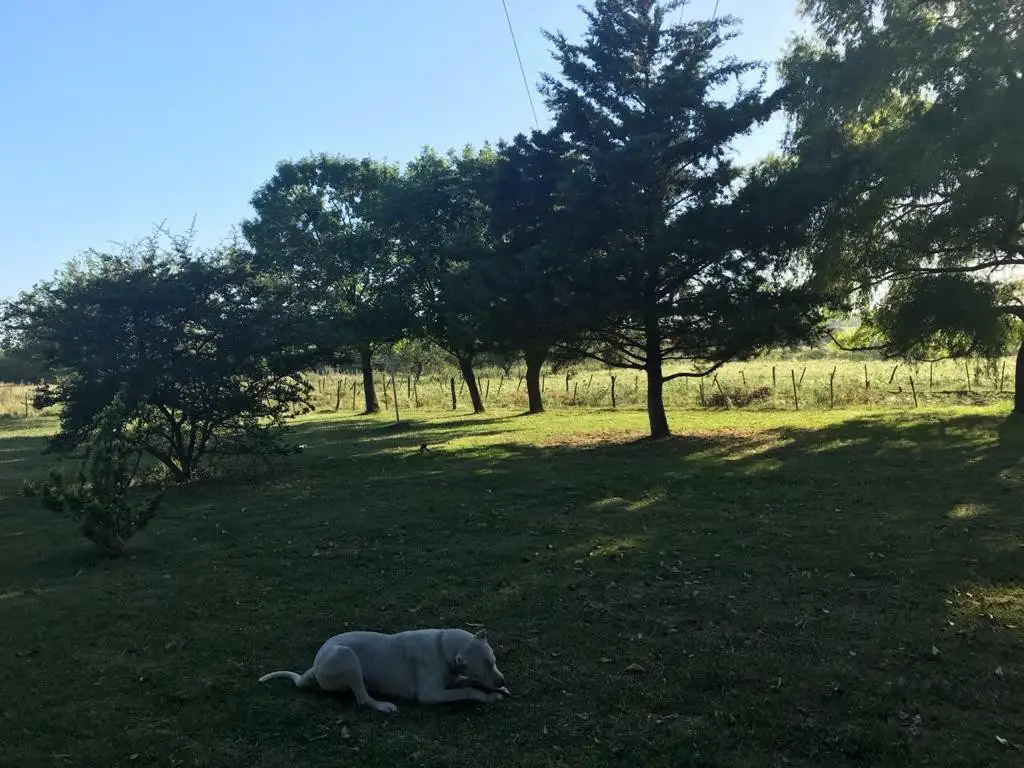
[454,628,505,690]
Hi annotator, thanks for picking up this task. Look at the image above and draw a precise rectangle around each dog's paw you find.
[370,701,399,714]
[486,688,511,703]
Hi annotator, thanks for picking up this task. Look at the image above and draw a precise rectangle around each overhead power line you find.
[500,0,541,130]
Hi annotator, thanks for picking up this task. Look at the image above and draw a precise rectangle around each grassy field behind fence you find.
[2,356,1016,421]
[308,356,1017,415]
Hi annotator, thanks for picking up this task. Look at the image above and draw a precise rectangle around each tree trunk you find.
[644,316,670,439]
[646,363,670,439]
[1015,337,1024,415]
[523,346,547,414]
[359,344,380,414]
[457,355,485,414]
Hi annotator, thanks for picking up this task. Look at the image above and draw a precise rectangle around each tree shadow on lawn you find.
[4,411,1024,766]
[292,413,517,456]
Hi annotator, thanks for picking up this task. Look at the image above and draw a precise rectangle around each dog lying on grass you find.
[257,627,510,713]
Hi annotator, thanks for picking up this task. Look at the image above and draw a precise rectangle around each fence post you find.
[714,376,730,410]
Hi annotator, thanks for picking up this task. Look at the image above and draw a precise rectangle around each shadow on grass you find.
[2,410,1024,766]
[293,414,517,456]
[0,435,49,493]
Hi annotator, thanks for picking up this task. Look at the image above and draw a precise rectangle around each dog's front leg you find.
[446,676,512,698]
[417,686,507,705]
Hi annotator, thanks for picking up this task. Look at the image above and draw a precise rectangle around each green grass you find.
[2,404,1024,766]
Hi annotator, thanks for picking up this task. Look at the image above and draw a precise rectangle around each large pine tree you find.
[540,0,822,438]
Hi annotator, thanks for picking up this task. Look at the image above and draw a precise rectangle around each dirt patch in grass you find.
[535,428,643,448]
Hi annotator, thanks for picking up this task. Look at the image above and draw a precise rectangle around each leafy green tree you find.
[388,337,450,382]
[482,128,597,413]
[540,0,823,438]
[1,231,315,482]
[781,0,1024,409]
[242,155,410,414]
[387,146,500,414]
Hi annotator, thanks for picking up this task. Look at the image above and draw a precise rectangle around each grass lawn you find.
[2,404,1024,766]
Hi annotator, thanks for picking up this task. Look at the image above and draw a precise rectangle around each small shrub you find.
[23,393,163,557]
[707,384,772,409]
[732,385,773,408]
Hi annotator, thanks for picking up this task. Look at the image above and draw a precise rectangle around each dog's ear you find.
[473,628,488,642]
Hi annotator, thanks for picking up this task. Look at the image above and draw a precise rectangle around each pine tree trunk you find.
[645,314,670,439]
[360,344,380,414]
[524,346,547,414]
[646,363,670,439]
[457,355,485,414]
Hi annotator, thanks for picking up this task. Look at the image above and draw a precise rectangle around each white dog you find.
[257,627,510,713]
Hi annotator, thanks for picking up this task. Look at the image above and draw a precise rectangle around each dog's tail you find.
[258,669,309,686]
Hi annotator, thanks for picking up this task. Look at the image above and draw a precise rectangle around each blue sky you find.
[0,0,804,299]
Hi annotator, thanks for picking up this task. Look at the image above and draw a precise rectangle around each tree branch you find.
[663,358,730,382]
[826,329,890,354]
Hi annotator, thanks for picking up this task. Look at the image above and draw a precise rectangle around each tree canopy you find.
[1,232,316,481]
[782,0,1024,407]
[383,145,502,414]
[242,155,411,414]
[481,128,598,413]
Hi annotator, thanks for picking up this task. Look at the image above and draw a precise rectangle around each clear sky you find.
[0,0,804,299]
